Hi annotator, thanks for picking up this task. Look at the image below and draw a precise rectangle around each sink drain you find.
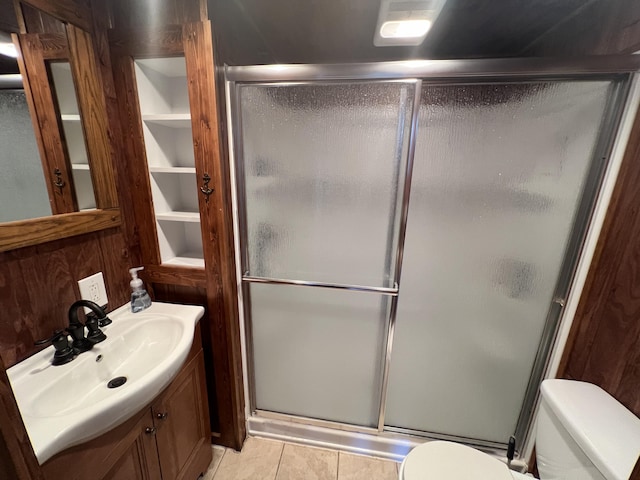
[107,376,127,389]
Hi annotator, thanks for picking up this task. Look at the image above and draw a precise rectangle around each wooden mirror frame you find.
[0,0,121,252]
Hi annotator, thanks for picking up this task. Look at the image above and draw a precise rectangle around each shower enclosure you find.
[226,59,637,454]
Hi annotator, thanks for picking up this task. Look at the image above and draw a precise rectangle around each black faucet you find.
[35,300,112,366]
[68,300,110,350]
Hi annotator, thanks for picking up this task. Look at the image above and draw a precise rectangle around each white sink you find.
[7,301,204,464]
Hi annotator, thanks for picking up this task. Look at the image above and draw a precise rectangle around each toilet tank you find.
[536,379,640,480]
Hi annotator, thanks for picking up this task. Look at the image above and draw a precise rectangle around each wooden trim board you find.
[0,209,121,252]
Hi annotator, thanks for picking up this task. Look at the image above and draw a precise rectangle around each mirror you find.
[0,0,120,252]
[0,75,52,222]
[0,58,98,221]
[1,7,97,219]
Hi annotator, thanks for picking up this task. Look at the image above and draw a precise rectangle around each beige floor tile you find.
[214,437,284,480]
[276,444,338,480]
[203,445,227,480]
[338,452,398,480]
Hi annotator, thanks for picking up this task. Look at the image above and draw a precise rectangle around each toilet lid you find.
[402,441,514,480]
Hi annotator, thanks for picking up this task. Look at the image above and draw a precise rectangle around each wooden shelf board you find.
[143,114,191,127]
[163,255,205,268]
[149,166,196,174]
[156,211,200,223]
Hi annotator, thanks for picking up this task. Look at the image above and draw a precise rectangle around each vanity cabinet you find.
[41,325,212,480]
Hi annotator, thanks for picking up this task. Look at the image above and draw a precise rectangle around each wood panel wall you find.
[631,459,640,480]
[558,104,640,416]
[0,228,133,367]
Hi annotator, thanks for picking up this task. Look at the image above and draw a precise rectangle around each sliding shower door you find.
[230,65,630,446]
[235,81,416,427]
[384,80,619,444]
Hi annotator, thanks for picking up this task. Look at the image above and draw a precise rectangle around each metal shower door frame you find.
[226,56,639,453]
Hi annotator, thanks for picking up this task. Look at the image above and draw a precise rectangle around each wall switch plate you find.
[78,272,108,313]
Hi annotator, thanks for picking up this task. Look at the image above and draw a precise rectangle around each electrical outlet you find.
[78,272,108,313]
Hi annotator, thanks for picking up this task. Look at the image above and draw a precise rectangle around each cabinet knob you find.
[145,426,157,435]
[156,412,168,420]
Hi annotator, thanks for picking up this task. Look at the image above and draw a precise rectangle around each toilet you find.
[399,379,640,479]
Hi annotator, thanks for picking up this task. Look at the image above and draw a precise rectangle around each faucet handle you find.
[35,332,55,346]
[86,316,107,344]
[87,310,112,327]
[35,330,75,366]
[35,330,67,347]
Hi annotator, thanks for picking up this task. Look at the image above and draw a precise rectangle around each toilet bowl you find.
[399,379,640,480]
[399,441,530,479]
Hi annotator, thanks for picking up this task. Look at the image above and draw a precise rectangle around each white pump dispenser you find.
[129,266,151,312]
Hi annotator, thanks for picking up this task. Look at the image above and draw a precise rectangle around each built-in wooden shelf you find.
[134,56,203,267]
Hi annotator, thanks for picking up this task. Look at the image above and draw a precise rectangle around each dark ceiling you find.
[208,0,640,65]
[1,0,638,75]
[0,0,18,33]
[0,0,19,74]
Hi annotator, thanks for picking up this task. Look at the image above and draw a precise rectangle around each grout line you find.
[273,442,285,480]
[211,448,226,478]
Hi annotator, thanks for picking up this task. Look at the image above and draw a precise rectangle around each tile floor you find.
[203,437,400,480]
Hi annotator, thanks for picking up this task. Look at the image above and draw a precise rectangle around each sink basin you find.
[7,302,204,464]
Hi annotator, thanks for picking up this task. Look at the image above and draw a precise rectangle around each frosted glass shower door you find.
[385,81,617,443]
[236,82,415,426]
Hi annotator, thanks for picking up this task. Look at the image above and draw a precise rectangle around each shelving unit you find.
[49,62,96,211]
[134,56,204,267]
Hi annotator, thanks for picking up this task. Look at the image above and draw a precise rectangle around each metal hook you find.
[53,168,65,193]
[200,173,214,203]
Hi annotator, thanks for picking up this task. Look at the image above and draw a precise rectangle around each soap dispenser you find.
[129,266,152,313]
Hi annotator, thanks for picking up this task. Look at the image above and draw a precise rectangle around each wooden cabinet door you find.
[42,410,162,480]
[14,32,78,214]
[152,349,211,480]
[102,413,161,480]
[101,411,162,480]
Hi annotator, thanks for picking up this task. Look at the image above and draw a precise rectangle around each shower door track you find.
[226,56,640,82]
[248,409,519,463]
[252,408,507,450]
[226,57,640,458]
